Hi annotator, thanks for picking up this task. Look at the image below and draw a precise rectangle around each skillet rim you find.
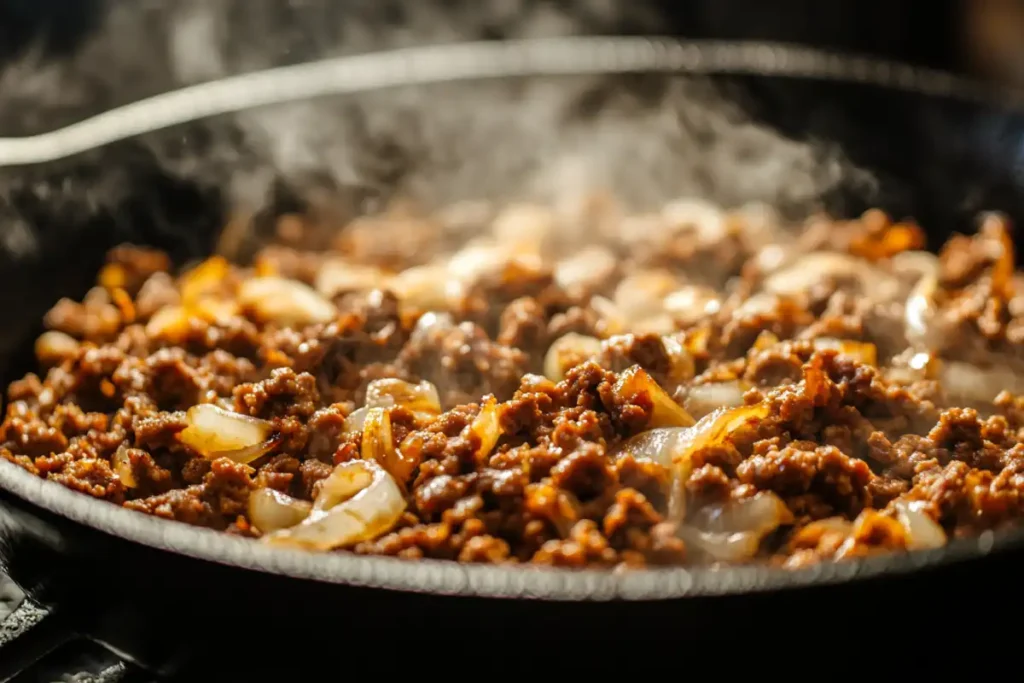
[0,39,1022,601]
[0,448,1016,601]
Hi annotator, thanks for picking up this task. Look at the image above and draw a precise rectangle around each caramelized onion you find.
[249,488,312,533]
[364,379,441,419]
[178,404,278,463]
[812,338,878,365]
[238,276,337,327]
[180,256,231,305]
[613,366,695,428]
[892,500,946,550]
[357,407,414,482]
[467,396,502,463]
[543,333,602,382]
[617,403,769,522]
[145,305,191,339]
[263,460,406,550]
[111,445,137,488]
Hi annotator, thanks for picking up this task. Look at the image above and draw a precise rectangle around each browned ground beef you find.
[5,200,1024,569]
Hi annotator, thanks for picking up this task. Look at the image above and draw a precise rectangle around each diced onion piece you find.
[683,381,749,418]
[491,204,556,255]
[676,527,764,563]
[688,492,794,535]
[618,403,770,522]
[315,260,390,298]
[447,243,508,287]
[146,305,191,339]
[35,331,79,365]
[812,338,878,365]
[763,252,901,302]
[663,286,722,325]
[364,378,441,418]
[661,198,727,243]
[111,445,137,488]
[677,492,792,563]
[238,276,337,327]
[192,297,240,325]
[344,406,369,434]
[613,366,695,428]
[892,499,946,550]
[554,246,617,294]
[904,271,940,348]
[249,488,312,533]
[178,404,276,463]
[544,333,602,382]
[389,265,453,311]
[263,460,406,550]
[181,256,231,306]
[940,360,1024,403]
[467,396,502,463]
[613,270,681,323]
[361,406,420,483]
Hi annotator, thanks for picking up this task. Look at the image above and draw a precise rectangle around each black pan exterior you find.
[1,49,1024,667]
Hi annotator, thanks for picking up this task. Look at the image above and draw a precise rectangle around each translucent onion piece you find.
[35,331,79,364]
[677,492,792,563]
[178,404,276,463]
[238,276,337,327]
[544,333,602,382]
[613,270,681,323]
[688,492,794,535]
[344,406,369,434]
[763,252,901,301]
[467,396,502,463]
[812,338,878,366]
[676,527,764,563]
[683,381,749,419]
[263,460,406,550]
[180,256,231,306]
[904,271,939,348]
[892,500,946,550]
[249,488,312,533]
[315,260,390,298]
[111,445,137,488]
[613,366,695,428]
[364,378,441,418]
[554,246,617,294]
[145,305,191,339]
[663,286,722,325]
[940,361,1024,403]
[447,243,508,287]
[617,403,769,524]
[389,265,453,311]
[661,198,727,243]
[491,204,556,255]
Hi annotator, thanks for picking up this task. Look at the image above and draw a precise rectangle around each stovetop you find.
[0,573,146,683]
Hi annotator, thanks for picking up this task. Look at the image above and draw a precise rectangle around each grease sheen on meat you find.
[6,200,1024,570]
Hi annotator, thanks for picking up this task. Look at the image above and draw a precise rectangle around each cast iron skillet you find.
[1,38,1024,675]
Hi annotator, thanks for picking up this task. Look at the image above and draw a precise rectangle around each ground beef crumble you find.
[6,202,1024,570]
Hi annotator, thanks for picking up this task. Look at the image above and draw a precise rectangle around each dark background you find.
[0,1,963,73]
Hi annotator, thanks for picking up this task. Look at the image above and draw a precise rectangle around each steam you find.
[0,0,875,264]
